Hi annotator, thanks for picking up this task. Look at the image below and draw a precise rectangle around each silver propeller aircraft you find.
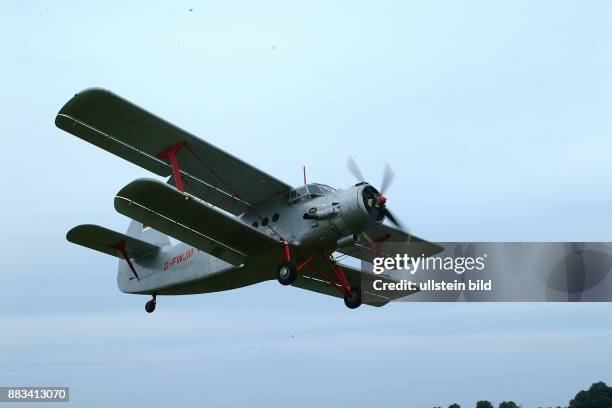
[56,88,441,312]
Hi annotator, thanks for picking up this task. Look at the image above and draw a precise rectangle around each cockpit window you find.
[317,184,335,194]
[310,184,335,195]
[298,186,308,196]
[308,184,323,196]
[288,183,335,204]
[289,186,310,204]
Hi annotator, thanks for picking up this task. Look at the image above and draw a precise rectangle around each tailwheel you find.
[344,287,362,309]
[277,260,298,285]
[145,294,157,313]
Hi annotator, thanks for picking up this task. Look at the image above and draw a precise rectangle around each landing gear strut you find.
[277,241,298,285]
[289,248,363,309]
[145,294,156,313]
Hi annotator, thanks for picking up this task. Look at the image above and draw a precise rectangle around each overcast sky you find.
[1,1,611,407]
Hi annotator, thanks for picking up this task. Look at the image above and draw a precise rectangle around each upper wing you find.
[114,178,281,266]
[336,223,444,263]
[67,224,159,259]
[55,88,291,215]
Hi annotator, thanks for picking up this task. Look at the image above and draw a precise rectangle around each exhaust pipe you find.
[303,206,338,220]
[337,233,360,248]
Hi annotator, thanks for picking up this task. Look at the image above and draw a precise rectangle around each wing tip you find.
[56,87,113,121]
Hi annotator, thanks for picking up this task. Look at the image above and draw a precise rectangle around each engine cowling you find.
[294,183,384,248]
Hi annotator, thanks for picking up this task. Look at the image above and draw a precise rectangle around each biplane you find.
[56,88,441,312]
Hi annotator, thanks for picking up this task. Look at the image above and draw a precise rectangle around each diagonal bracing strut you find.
[113,241,140,281]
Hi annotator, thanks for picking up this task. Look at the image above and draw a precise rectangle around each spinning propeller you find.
[347,157,404,230]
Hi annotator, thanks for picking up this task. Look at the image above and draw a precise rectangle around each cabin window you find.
[262,217,269,226]
[252,221,259,228]
[272,213,279,222]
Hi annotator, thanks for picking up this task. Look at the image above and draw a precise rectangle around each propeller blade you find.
[347,157,365,182]
[382,207,402,229]
[380,164,394,194]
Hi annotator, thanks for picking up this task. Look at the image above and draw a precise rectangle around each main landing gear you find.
[145,294,157,313]
[277,241,362,309]
[277,260,298,285]
[344,287,362,309]
[276,240,298,285]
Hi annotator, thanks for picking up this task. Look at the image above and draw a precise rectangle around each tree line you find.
[435,381,612,408]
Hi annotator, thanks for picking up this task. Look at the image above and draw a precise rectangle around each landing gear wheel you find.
[277,261,298,285]
[344,287,362,309]
[145,295,156,313]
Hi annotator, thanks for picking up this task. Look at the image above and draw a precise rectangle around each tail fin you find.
[126,220,170,248]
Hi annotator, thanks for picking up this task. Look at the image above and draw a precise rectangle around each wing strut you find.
[181,143,289,243]
[325,256,351,294]
[113,241,140,281]
[158,141,186,192]
[157,140,290,244]
[296,250,351,295]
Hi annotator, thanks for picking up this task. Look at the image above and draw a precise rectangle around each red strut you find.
[113,241,140,281]
[282,241,291,261]
[325,256,350,294]
[158,141,186,192]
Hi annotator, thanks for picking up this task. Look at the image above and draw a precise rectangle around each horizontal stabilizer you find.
[66,224,159,259]
[114,179,279,267]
